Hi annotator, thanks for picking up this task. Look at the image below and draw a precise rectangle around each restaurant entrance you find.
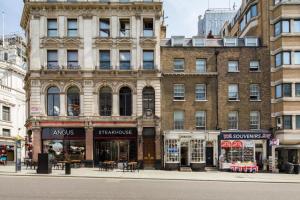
[143,128,156,169]
[94,140,130,162]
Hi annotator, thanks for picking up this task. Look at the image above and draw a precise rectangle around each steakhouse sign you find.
[220,132,272,140]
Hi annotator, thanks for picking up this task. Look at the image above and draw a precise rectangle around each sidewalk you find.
[0,165,299,183]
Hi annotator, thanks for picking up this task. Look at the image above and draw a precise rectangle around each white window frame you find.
[250,61,260,72]
[174,111,184,130]
[195,111,206,130]
[228,61,239,72]
[250,84,260,101]
[165,139,180,163]
[190,140,205,163]
[250,111,260,130]
[228,84,239,101]
[196,59,206,73]
[195,84,206,101]
[228,111,238,130]
[173,84,185,101]
[173,59,185,72]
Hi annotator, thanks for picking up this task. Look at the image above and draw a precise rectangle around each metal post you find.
[2,11,4,47]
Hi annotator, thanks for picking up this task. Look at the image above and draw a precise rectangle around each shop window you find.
[174,111,184,130]
[47,19,58,37]
[249,61,260,72]
[228,61,239,72]
[165,139,180,163]
[173,84,185,100]
[99,19,110,37]
[119,87,132,116]
[143,18,154,37]
[143,50,154,70]
[250,111,260,130]
[99,87,112,116]
[2,129,10,137]
[228,84,239,100]
[142,87,155,117]
[67,19,77,37]
[99,50,111,70]
[191,140,204,163]
[67,86,80,116]
[195,111,206,130]
[67,50,79,69]
[119,51,131,70]
[250,84,260,101]
[283,115,292,129]
[228,111,238,130]
[47,86,60,116]
[196,59,206,73]
[119,19,130,37]
[173,59,184,72]
[195,84,206,101]
[2,106,10,121]
[47,50,59,69]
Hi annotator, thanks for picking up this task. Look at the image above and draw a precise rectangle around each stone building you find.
[0,34,27,162]
[161,36,271,171]
[223,0,300,172]
[21,0,164,169]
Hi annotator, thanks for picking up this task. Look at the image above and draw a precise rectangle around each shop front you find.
[0,141,15,162]
[41,128,86,161]
[219,131,271,171]
[93,128,137,165]
[164,131,207,171]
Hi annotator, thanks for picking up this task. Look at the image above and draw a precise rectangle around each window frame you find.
[173,58,185,72]
[99,50,111,70]
[143,18,154,37]
[174,111,184,130]
[99,18,110,37]
[195,84,206,101]
[228,61,239,73]
[67,19,78,37]
[283,115,292,130]
[195,111,206,130]
[2,106,10,121]
[173,84,185,101]
[228,84,239,101]
[249,60,260,72]
[67,50,79,69]
[119,19,130,37]
[47,50,59,69]
[119,50,131,70]
[250,84,260,101]
[47,19,58,37]
[196,59,206,73]
[250,111,260,130]
[143,50,155,70]
[228,111,238,130]
[47,86,60,116]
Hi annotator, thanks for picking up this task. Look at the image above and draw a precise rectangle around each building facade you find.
[161,36,271,171]
[224,0,300,172]
[21,0,164,169]
[0,34,27,162]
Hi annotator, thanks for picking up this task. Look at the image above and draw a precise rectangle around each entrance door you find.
[143,137,155,168]
[180,146,189,166]
[206,147,214,167]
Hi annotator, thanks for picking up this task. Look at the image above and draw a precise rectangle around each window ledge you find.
[228,100,240,102]
[250,100,261,102]
[249,70,261,73]
[195,100,208,102]
[173,100,186,102]
[228,71,240,73]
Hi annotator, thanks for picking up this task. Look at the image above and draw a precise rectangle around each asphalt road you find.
[0,176,299,200]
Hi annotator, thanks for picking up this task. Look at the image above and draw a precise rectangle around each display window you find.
[165,139,180,163]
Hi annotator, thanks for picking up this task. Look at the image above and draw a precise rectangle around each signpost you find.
[15,140,22,172]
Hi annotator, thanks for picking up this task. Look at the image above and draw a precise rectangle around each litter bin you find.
[294,164,300,174]
[65,162,71,175]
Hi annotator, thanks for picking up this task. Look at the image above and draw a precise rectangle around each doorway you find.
[180,146,189,166]
[143,128,156,169]
[206,147,214,167]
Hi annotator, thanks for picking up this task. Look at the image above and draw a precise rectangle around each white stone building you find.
[0,34,27,162]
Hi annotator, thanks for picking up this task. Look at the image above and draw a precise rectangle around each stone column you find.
[112,92,119,116]
[271,145,276,173]
[137,126,143,162]
[132,92,137,117]
[85,127,94,161]
[32,128,42,162]
[155,125,161,169]
[262,140,267,171]
[60,93,66,116]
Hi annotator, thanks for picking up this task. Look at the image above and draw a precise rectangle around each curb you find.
[1,173,300,184]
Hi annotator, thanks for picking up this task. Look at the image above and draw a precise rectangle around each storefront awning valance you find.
[220,131,271,140]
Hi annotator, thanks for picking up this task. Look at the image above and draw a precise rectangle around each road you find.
[0,176,299,200]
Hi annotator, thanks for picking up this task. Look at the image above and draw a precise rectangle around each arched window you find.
[99,87,112,116]
[47,86,60,116]
[119,87,132,116]
[67,86,80,116]
[143,87,155,116]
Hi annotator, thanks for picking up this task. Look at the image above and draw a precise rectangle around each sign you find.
[270,139,280,146]
[220,132,271,140]
[231,140,243,148]
[30,107,40,114]
[42,128,85,140]
[221,141,231,148]
[94,128,137,139]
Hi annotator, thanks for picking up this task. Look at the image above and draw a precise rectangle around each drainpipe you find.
[215,49,220,130]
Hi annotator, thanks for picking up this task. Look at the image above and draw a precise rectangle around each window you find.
[174,111,184,130]
[99,19,110,37]
[99,87,112,116]
[274,20,290,37]
[275,84,282,98]
[283,115,292,129]
[47,19,58,37]
[228,84,239,100]
[191,140,204,163]
[195,84,206,100]
[295,20,300,33]
[119,87,132,116]
[296,116,300,129]
[47,50,58,69]
[143,50,154,69]
[119,51,131,70]
[295,52,300,65]
[228,111,238,130]
[240,17,246,30]
[2,129,10,137]
[47,87,60,116]
[142,87,155,116]
[4,52,8,61]
[67,87,80,116]
[196,59,206,73]
[196,111,206,130]
[173,84,185,100]
[275,83,292,98]
[2,106,10,121]
[250,61,260,71]
[173,59,184,72]
[99,50,111,70]
[143,18,154,37]
[296,83,300,97]
[67,19,77,37]
[165,139,179,163]
[120,19,130,37]
[228,61,239,72]
[250,84,260,101]
[275,52,291,67]
[67,50,79,69]
[250,111,260,130]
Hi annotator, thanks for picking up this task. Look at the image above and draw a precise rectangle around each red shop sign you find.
[231,141,243,148]
[221,141,231,148]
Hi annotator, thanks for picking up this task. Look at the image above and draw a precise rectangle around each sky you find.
[0,0,242,37]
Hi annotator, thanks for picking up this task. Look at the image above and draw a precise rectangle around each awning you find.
[0,141,15,146]
[275,145,300,150]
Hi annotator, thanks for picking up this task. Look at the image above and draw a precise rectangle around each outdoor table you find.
[71,160,82,168]
[127,162,137,172]
[103,161,115,171]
